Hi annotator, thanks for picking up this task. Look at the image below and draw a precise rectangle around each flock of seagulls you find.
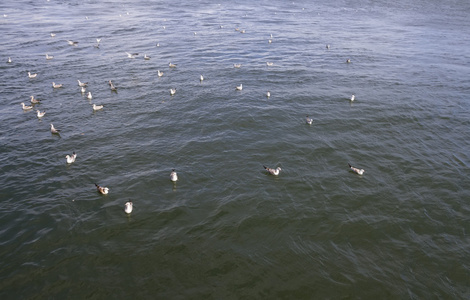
[8,12,364,217]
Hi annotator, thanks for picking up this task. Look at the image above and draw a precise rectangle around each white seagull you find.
[30,95,41,104]
[77,80,88,87]
[124,201,133,214]
[233,63,242,68]
[350,94,355,101]
[7,57,12,63]
[200,74,204,81]
[157,70,164,77]
[36,110,46,118]
[21,103,33,110]
[236,84,243,91]
[144,54,151,60]
[67,40,79,46]
[93,103,103,111]
[28,72,37,78]
[169,62,177,68]
[52,82,63,88]
[46,54,54,60]
[348,163,364,175]
[266,62,274,66]
[126,52,139,58]
[109,81,117,91]
[326,44,330,49]
[170,88,176,96]
[266,91,271,98]
[87,92,92,100]
[95,183,109,195]
[50,33,56,37]
[50,123,60,134]
[170,169,178,182]
[264,165,282,176]
[306,115,313,125]
[346,58,351,63]
[80,86,86,94]
[65,152,77,164]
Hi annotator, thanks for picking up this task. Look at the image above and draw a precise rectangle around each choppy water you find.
[1,0,470,298]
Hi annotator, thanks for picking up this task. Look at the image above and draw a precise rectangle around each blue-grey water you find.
[1,0,470,298]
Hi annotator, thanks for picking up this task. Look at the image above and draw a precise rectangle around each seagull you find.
[21,103,33,110]
[87,92,92,100]
[326,44,330,49]
[7,57,12,63]
[36,110,46,118]
[348,163,364,175]
[346,58,351,63]
[266,91,271,98]
[109,81,117,91]
[240,29,246,33]
[233,63,242,68]
[124,201,133,214]
[93,103,103,111]
[30,96,41,104]
[77,80,88,87]
[350,94,355,101]
[94,39,101,48]
[268,39,272,44]
[50,123,60,134]
[157,70,164,77]
[170,169,178,182]
[144,54,151,60]
[80,86,86,93]
[52,82,63,88]
[236,84,243,91]
[50,33,56,37]
[200,74,204,81]
[65,152,77,164]
[28,72,37,78]
[156,42,160,47]
[170,88,176,96]
[266,62,274,66]
[306,115,313,125]
[46,54,54,60]
[126,52,139,58]
[95,183,109,195]
[67,40,79,46]
[169,62,177,68]
[264,165,282,176]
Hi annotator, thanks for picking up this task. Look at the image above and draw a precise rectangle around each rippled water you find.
[1,0,470,298]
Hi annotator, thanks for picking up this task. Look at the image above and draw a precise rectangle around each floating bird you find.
[346,58,351,63]
[236,84,243,91]
[95,183,109,195]
[50,123,60,134]
[170,88,176,96]
[94,39,101,48]
[124,201,133,214]
[7,57,12,63]
[326,44,330,49]
[156,42,160,47]
[80,86,86,94]
[65,152,77,164]
[109,81,117,91]
[77,80,88,87]
[87,92,92,100]
[46,54,54,60]
[52,82,63,88]
[21,102,33,110]
[170,169,178,182]
[169,62,177,68]
[50,33,56,37]
[348,163,364,175]
[266,62,274,66]
[36,110,46,118]
[67,40,79,46]
[268,39,272,44]
[264,165,282,176]
[157,70,164,77]
[350,94,355,101]
[240,29,246,33]
[126,52,139,58]
[233,63,242,68]
[266,91,271,98]
[28,72,37,78]
[200,74,204,81]
[30,96,41,104]
[306,115,313,125]
[144,54,151,60]
[93,103,103,111]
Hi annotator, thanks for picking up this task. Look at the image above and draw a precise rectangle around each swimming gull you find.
[306,115,313,125]
[77,80,88,87]
[93,103,103,111]
[65,152,77,164]
[28,72,37,78]
[350,94,355,101]
[264,165,281,176]
[124,201,133,214]
[21,103,33,110]
[36,110,46,118]
[46,54,54,60]
[50,123,60,134]
[170,88,176,96]
[87,92,92,100]
[95,183,109,195]
[236,84,243,91]
[170,169,178,182]
[52,82,63,88]
[30,96,41,104]
[348,163,364,175]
